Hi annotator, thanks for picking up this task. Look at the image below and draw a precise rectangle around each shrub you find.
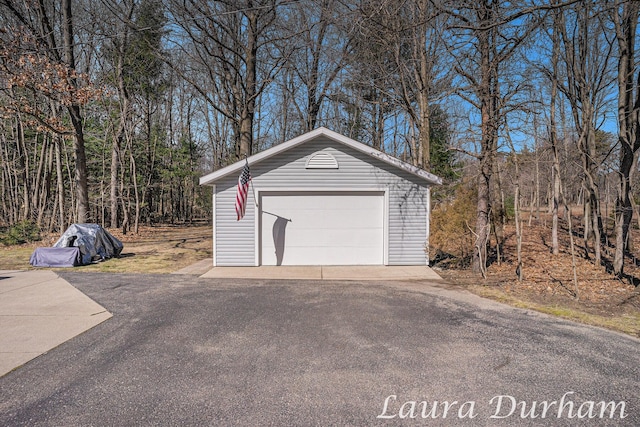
[0,220,41,246]
[430,184,477,267]
[503,195,515,221]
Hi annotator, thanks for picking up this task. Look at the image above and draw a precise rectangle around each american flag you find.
[235,161,252,221]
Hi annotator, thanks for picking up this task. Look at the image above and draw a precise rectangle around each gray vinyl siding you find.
[214,137,430,266]
[214,178,256,266]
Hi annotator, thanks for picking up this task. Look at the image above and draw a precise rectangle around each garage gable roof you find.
[199,127,443,186]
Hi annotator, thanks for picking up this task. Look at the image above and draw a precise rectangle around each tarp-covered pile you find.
[30,223,123,267]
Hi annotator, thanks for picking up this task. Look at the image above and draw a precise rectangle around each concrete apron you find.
[0,270,112,377]
[200,265,443,281]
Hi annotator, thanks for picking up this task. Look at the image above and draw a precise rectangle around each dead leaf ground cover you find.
[436,213,640,338]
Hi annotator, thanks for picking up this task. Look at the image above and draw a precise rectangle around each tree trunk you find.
[514,166,523,281]
[120,157,129,235]
[563,187,580,299]
[585,125,604,266]
[31,132,47,225]
[238,9,259,158]
[110,138,120,228]
[474,160,491,277]
[549,9,562,255]
[110,68,129,229]
[54,136,66,231]
[68,109,89,223]
[416,15,431,170]
[583,186,591,258]
[491,148,504,260]
[534,133,540,222]
[62,0,89,223]
[472,5,494,275]
[131,152,140,234]
[550,126,561,256]
[16,115,30,221]
[613,0,640,277]
[505,129,522,280]
[36,135,53,227]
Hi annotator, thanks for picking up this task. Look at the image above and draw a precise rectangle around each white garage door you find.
[260,192,384,265]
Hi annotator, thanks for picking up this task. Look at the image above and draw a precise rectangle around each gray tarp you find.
[52,223,123,265]
[29,247,81,267]
[30,224,123,267]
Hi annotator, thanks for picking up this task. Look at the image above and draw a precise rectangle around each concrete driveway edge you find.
[0,270,112,377]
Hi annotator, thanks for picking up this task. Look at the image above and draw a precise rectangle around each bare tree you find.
[345,0,448,168]
[504,128,523,280]
[170,0,284,159]
[548,6,563,256]
[61,0,90,222]
[281,0,351,134]
[97,0,137,229]
[442,0,549,275]
[555,0,616,267]
[612,0,640,277]
[0,0,100,224]
[395,0,448,169]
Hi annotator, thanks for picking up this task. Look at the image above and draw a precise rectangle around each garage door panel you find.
[261,192,384,266]
[278,214,381,230]
[263,197,382,227]
[263,194,381,210]
[283,208,382,223]
[284,229,383,247]
[278,246,382,266]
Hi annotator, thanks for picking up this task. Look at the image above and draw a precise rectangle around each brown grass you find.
[0,224,212,274]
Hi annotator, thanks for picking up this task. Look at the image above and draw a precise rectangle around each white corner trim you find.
[212,185,217,267]
[254,192,260,266]
[425,186,431,266]
[384,189,389,266]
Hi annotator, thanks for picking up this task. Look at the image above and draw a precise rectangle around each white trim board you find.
[212,185,217,267]
[426,186,431,266]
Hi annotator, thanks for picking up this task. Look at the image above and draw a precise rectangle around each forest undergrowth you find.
[435,212,640,337]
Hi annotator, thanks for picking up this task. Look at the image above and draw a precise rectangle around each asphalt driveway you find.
[0,272,638,426]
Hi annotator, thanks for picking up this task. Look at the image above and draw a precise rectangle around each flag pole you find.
[246,155,258,207]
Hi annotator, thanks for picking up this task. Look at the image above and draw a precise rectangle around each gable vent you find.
[306,152,339,169]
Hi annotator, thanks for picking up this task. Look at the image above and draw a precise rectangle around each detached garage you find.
[199,127,441,267]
